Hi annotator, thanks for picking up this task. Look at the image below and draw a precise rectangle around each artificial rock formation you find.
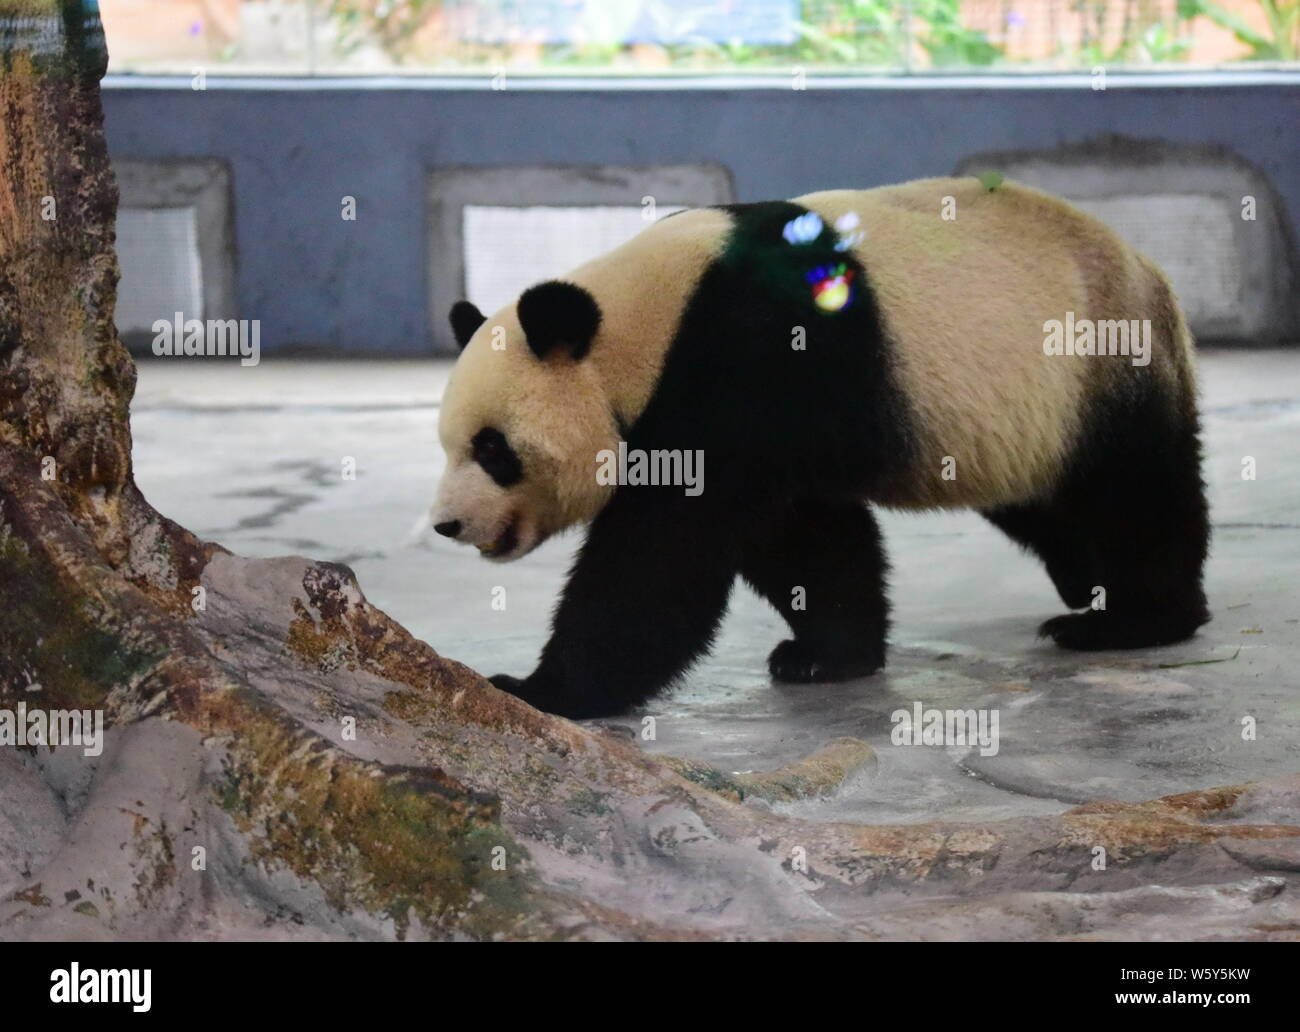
[2,2,1300,941]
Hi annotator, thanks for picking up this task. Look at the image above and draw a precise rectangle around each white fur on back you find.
[567,207,735,426]
[799,178,1194,509]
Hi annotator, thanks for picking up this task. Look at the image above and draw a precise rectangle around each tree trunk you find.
[1,2,1298,940]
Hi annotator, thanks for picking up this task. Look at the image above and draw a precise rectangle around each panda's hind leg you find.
[981,501,1097,609]
[1034,386,1210,651]
[741,497,888,683]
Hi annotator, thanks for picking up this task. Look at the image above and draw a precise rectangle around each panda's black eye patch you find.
[471,427,523,487]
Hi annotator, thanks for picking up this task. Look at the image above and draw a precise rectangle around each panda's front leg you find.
[739,496,889,683]
[490,487,740,719]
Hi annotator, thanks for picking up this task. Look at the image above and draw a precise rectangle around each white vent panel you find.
[115,206,204,332]
[462,205,682,317]
[1072,194,1242,327]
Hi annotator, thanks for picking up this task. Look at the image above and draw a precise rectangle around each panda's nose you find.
[433,520,462,539]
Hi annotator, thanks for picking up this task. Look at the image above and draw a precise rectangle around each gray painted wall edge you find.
[102,82,1300,355]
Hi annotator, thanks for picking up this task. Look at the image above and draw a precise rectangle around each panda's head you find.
[432,280,617,561]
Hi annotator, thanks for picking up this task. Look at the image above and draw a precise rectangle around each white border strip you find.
[103,71,1300,92]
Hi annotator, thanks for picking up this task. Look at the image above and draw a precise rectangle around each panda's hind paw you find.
[768,640,820,682]
[768,639,883,684]
[1038,609,1207,651]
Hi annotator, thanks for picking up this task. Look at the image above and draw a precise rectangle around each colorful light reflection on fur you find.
[807,263,854,312]
[782,211,824,245]
[833,211,864,250]
[782,211,862,312]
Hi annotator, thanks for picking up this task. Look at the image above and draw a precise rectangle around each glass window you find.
[102,0,1300,76]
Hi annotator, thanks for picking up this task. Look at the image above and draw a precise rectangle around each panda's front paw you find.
[489,672,554,711]
[488,673,525,694]
[768,639,883,683]
[487,670,608,720]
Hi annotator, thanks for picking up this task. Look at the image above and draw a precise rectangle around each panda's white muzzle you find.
[431,461,537,561]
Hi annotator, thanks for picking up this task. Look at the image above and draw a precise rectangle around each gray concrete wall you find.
[102,75,1300,355]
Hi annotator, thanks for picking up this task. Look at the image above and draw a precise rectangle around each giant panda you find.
[432,176,1210,719]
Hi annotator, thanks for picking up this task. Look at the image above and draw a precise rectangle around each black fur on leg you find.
[1038,608,1207,650]
[1034,367,1210,652]
[498,201,921,717]
[501,486,741,719]
[740,496,888,683]
[982,501,1097,609]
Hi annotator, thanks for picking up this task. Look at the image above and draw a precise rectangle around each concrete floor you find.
[130,351,1300,826]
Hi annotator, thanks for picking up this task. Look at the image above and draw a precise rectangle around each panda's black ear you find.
[517,281,601,362]
[449,300,486,351]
